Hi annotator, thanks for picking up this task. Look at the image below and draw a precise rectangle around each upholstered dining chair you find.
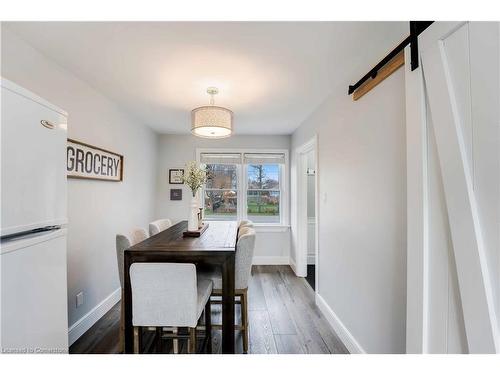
[130,263,213,354]
[238,219,254,228]
[116,228,148,288]
[116,228,149,353]
[199,226,256,353]
[149,218,173,236]
[238,219,255,276]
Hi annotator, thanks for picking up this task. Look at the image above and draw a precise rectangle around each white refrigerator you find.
[1,78,69,353]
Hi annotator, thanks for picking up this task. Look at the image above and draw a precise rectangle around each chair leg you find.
[188,327,197,354]
[134,326,142,354]
[205,299,212,354]
[173,328,179,354]
[241,290,249,353]
[160,327,180,354]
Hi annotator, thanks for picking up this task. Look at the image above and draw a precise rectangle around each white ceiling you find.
[6,22,408,135]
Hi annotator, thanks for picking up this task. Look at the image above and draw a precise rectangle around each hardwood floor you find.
[69,265,349,354]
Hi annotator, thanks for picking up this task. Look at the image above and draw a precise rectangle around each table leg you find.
[221,253,235,353]
[124,255,134,353]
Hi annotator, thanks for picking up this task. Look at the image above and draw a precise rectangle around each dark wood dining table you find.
[123,220,238,354]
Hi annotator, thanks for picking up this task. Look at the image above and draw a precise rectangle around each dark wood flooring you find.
[69,265,348,354]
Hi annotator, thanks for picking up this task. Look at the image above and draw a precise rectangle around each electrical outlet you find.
[76,292,84,308]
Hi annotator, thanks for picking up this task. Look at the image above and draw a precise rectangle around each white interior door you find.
[405,22,500,353]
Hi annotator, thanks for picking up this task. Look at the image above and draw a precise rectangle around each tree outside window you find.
[204,164,238,220]
[247,164,280,223]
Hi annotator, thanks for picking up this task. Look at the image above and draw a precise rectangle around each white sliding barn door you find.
[405,21,500,353]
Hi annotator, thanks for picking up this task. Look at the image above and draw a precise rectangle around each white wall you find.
[292,69,407,353]
[1,29,158,338]
[307,218,316,265]
[306,150,316,217]
[155,134,291,262]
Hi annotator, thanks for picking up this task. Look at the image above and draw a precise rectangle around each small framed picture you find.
[169,169,184,184]
[170,189,182,201]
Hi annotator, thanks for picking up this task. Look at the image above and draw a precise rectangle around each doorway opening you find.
[305,149,316,289]
[293,136,318,292]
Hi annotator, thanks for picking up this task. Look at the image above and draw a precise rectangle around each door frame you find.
[292,135,319,290]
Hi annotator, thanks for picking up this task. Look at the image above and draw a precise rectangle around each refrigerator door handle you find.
[40,119,55,129]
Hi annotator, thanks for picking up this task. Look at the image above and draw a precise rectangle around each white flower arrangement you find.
[182,161,209,197]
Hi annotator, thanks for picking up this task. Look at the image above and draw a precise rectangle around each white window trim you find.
[196,147,290,227]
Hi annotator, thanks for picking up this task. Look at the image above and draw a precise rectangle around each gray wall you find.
[154,134,291,261]
[1,29,159,330]
[292,69,407,353]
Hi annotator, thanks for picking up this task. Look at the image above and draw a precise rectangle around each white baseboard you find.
[315,293,366,354]
[290,257,298,274]
[289,256,307,277]
[68,288,121,346]
[252,256,290,265]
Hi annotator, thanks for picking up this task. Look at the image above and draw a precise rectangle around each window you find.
[246,164,280,223]
[204,164,238,220]
[199,150,287,225]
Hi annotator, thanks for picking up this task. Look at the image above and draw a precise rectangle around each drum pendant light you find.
[191,87,233,139]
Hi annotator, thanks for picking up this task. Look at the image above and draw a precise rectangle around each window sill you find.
[252,224,290,233]
[203,220,290,233]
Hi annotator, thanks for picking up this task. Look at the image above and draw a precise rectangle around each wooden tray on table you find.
[182,222,209,237]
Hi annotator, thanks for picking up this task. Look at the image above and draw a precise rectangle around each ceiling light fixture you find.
[191,87,233,139]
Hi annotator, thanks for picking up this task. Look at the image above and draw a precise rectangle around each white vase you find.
[188,192,199,231]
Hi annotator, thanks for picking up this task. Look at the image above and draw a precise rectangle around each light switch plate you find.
[76,292,84,308]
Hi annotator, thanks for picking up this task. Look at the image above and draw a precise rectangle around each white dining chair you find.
[238,219,254,229]
[149,218,173,236]
[116,228,148,288]
[199,226,256,353]
[130,263,213,354]
[115,228,149,353]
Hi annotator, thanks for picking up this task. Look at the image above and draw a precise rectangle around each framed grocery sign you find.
[66,139,123,181]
